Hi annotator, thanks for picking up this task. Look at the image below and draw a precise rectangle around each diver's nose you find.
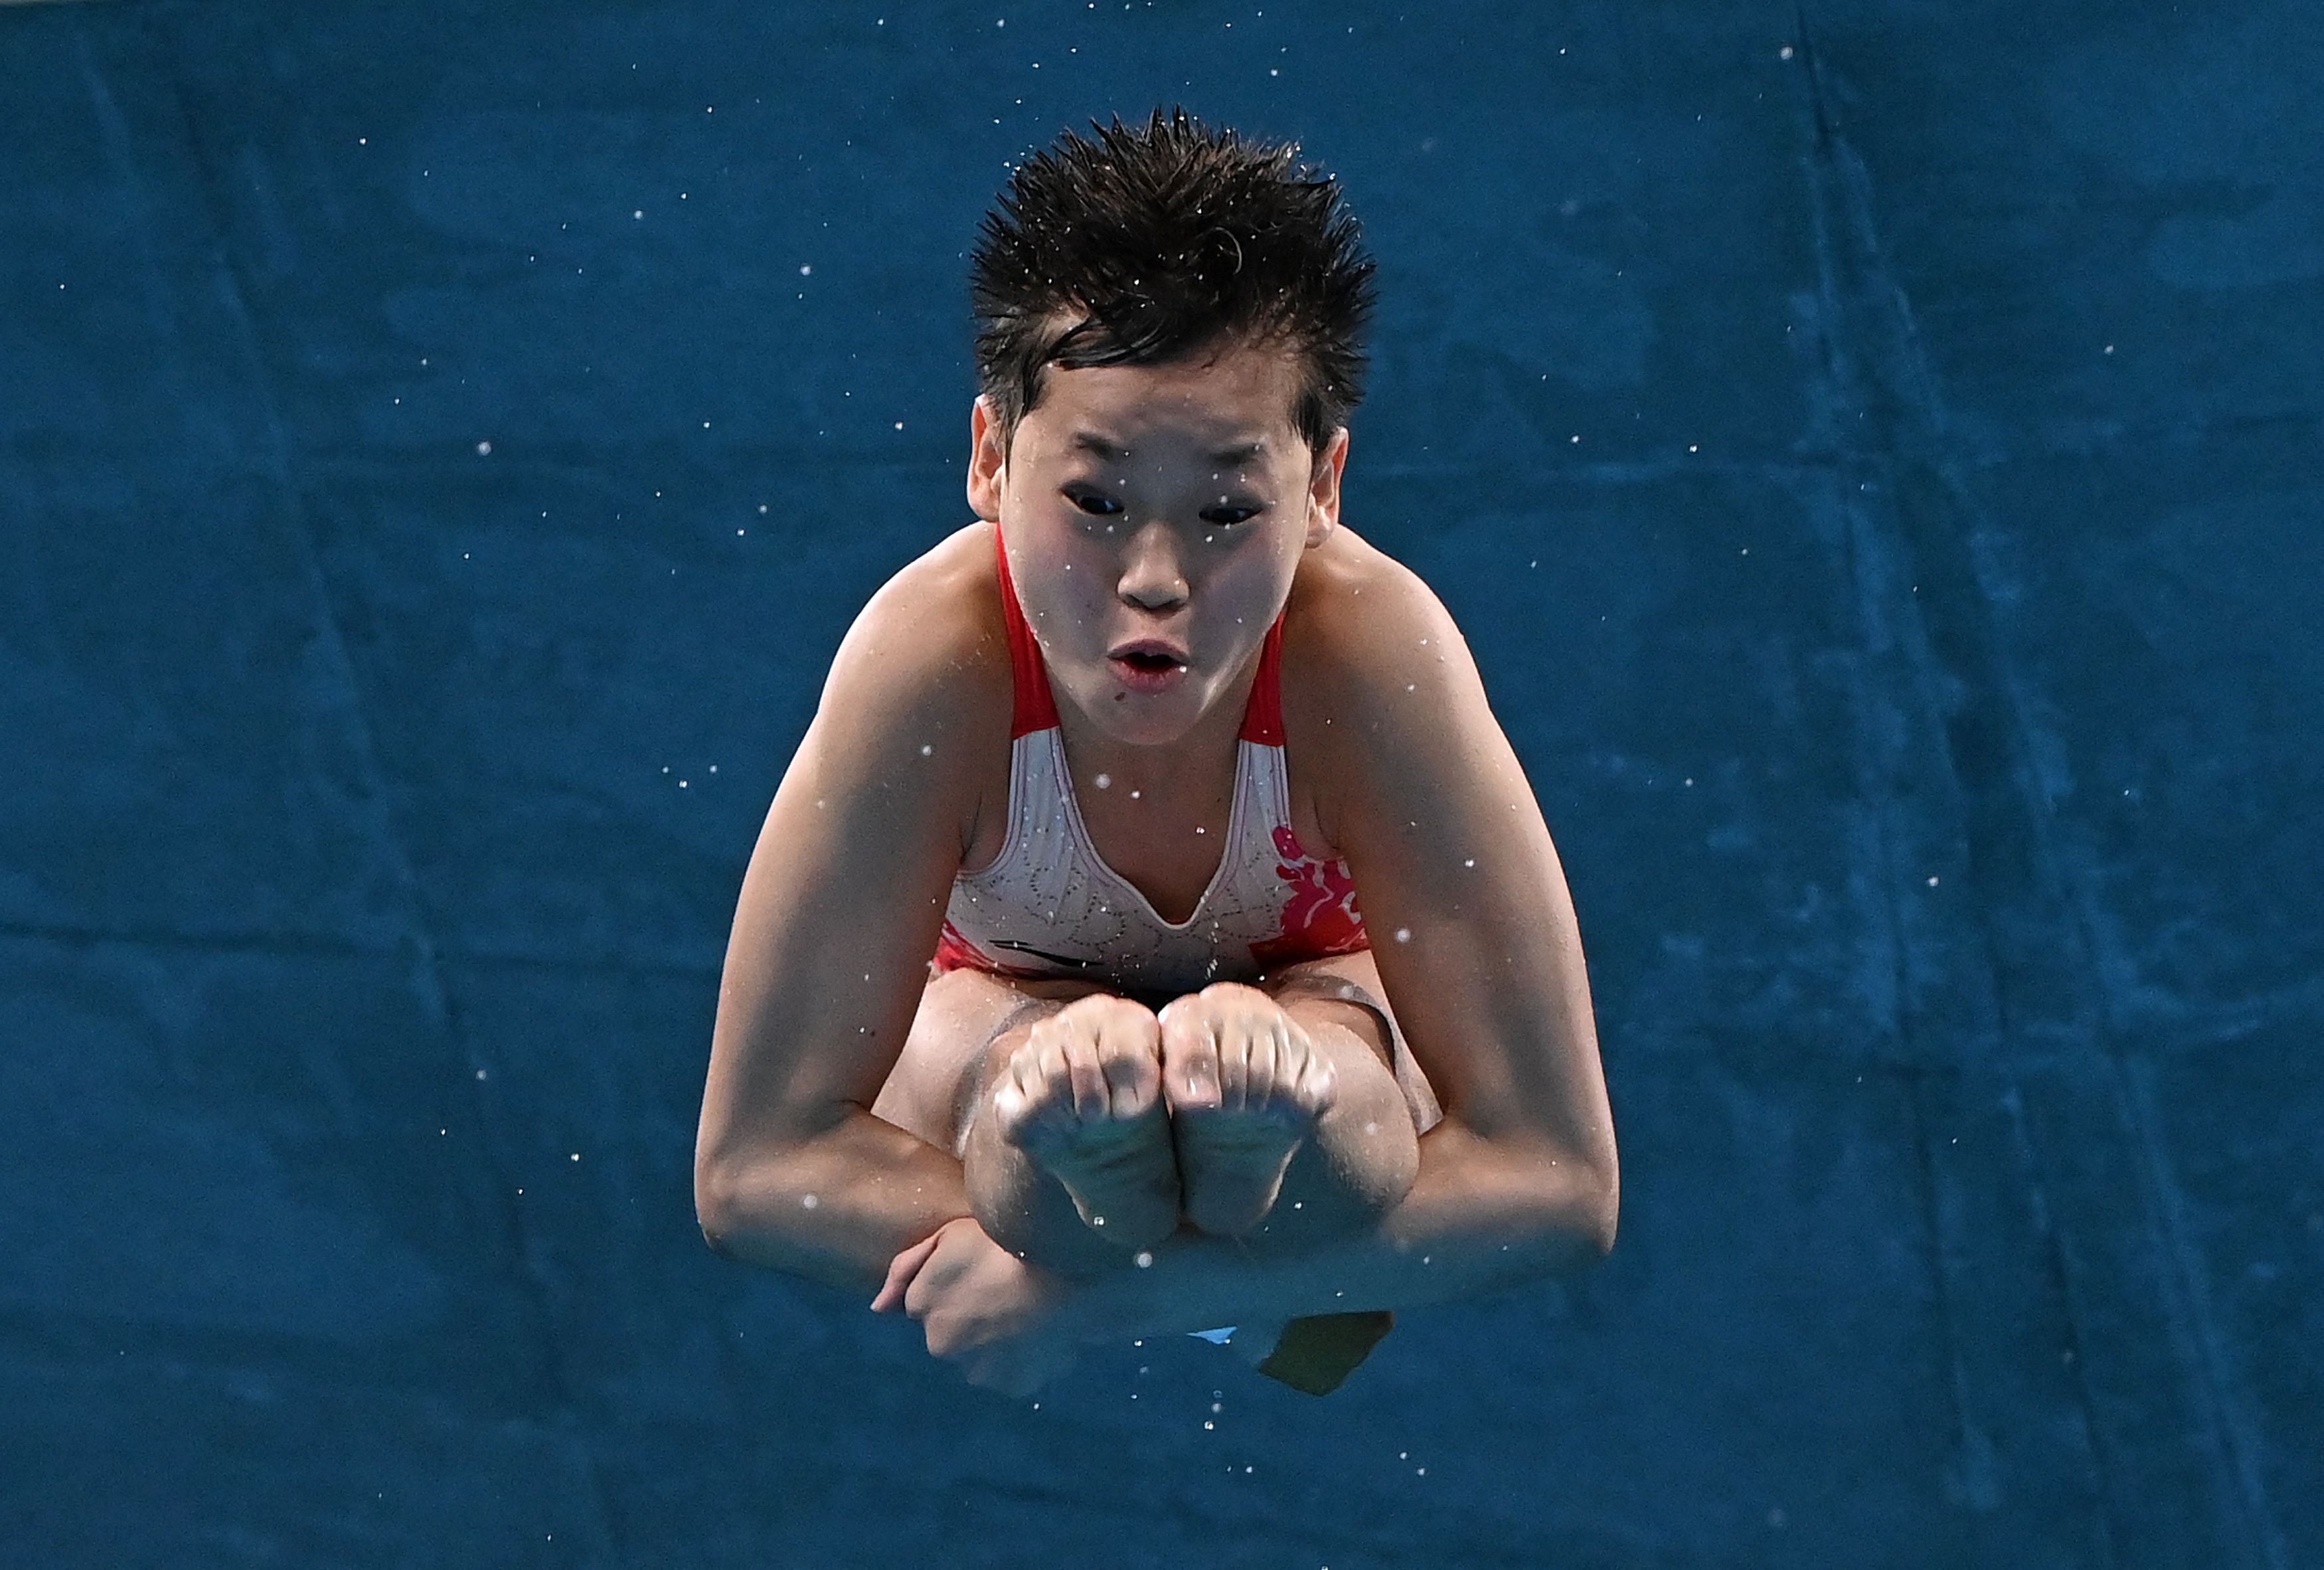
[1118,522,1189,612]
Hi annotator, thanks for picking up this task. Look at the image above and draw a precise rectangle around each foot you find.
[1158,985,1339,1237]
[987,994,1182,1251]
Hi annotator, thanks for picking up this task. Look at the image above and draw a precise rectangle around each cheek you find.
[1200,543,1291,625]
[1015,544,1112,632]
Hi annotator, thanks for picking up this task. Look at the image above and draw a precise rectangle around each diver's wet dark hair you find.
[969,107,1377,458]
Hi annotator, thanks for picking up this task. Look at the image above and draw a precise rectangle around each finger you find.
[1161,1006,1222,1110]
[1013,1033,1068,1127]
[1301,1041,1339,1107]
[1095,1006,1161,1118]
[1036,1033,1081,1108]
[1214,1013,1254,1112]
[1097,1049,1157,1120]
[991,1046,1044,1135]
[1250,1016,1291,1108]
[989,1072,1030,1133]
[871,1233,943,1313]
[1062,1031,1111,1120]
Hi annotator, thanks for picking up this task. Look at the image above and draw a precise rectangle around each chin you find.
[1091,705,1203,748]
[1069,679,1209,746]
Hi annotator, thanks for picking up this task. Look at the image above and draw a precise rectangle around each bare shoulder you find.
[826,521,1009,716]
[795,525,1013,865]
[1279,527,1491,847]
[1289,521,1469,653]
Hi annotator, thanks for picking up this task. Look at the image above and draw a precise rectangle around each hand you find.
[987,992,1167,1150]
[870,1216,1085,1397]
[1155,983,1338,1118]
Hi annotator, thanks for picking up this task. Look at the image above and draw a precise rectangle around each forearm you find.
[1064,1114,1614,1342]
[698,1108,971,1298]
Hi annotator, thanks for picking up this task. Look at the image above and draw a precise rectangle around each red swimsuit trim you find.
[936,527,1365,978]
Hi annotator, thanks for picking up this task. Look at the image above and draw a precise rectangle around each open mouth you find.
[1106,642,1190,691]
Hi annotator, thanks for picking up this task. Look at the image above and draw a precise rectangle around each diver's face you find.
[967,338,1347,748]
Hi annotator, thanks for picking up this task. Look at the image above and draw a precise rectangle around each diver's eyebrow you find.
[1068,431,1267,466]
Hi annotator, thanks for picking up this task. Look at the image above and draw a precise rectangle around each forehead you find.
[1026,339,1303,454]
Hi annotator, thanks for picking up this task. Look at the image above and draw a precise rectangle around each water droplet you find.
[801,1193,819,1209]
[1095,773,1112,789]
[1394,927,1412,942]
[1134,1251,1153,1268]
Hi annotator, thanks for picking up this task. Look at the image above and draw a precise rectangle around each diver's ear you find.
[967,396,1006,521]
[1304,426,1349,548]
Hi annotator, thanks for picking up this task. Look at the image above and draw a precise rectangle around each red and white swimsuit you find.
[933,525,1371,996]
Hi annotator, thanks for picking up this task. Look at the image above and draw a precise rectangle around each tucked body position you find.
[695,109,1619,1397]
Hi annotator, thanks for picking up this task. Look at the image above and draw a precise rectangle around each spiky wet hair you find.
[969,108,1377,458]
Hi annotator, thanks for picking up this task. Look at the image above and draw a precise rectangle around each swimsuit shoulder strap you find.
[992,525,1062,739]
[1238,616,1287,746]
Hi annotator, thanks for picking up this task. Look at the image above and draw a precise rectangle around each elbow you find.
[696,1148,824,1269]
[1538,1155,1618,1267]
[695,1154,766,1259]
[694,1160,735,1256]
[1580,1166,1619,1261]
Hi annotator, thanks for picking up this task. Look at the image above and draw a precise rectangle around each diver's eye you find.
[1064,489,1122,517]
[1201,506,1263,527]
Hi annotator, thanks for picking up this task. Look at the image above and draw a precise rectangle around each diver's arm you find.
[695,534,1001,1296]
[1062,1112,1606,1340]
[1061,543,1623,1338]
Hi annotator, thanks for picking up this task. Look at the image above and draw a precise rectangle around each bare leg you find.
[870,954,1428,1280]
[1208,949,1424,1257]
[872,966,1169,1280]
[975,989,1188,1260]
